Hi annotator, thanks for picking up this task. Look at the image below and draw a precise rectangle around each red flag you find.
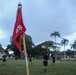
[12,5,26,52]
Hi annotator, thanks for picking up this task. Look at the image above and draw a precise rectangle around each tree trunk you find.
[55,36,57,60]
[64,45,66,59]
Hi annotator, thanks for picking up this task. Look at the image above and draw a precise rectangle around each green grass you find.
[0,59,76,75]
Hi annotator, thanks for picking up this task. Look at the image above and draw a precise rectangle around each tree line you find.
[1,31,76,58]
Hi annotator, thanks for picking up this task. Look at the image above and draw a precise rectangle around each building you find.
[0,46,6,59]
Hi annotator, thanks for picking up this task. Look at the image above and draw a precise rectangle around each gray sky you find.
[0,0,76,50]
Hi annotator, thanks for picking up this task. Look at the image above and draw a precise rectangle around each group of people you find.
[2,53,55,71]
[2,53,55,73]
[28,53,56,73]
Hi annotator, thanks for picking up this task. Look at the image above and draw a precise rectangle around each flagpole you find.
[18,3,29,75]
[22,33,29,75]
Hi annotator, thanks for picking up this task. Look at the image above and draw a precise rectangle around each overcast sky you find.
[0,0,76,50]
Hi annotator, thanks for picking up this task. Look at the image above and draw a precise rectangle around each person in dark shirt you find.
[2,55,6,65]
[51,53,55,64]
[43,53,49,72]
[29,54,32,64]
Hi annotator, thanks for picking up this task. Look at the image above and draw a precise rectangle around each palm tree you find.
[50,31,60,45]
[50,31,60,60]
[61,38,69,59]
[71,40,76,57]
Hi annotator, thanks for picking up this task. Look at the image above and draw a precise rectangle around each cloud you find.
[33,0,44,3]
[60,32,76,51]
[66,32,76,44]
[0,30,7,39]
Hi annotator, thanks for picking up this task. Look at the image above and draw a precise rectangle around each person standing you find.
[51,53,55,64]
[2,55,6,65]
[43,53,49,72]
[29,54,32,64]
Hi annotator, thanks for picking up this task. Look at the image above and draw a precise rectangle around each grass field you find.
[0,59,76,75]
